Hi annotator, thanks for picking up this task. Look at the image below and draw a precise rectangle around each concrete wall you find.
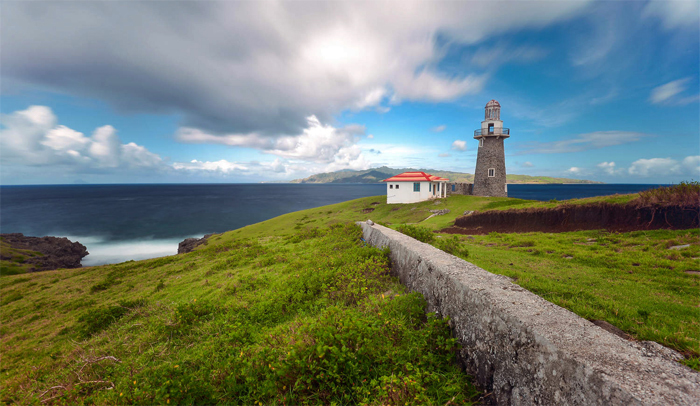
[359,222,700,405]
[386,181,446,204]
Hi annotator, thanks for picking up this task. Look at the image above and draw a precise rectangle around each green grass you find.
[2,190,697,404]
[0,224,479,405]
[442,228,700,358]
[0,239,43,275]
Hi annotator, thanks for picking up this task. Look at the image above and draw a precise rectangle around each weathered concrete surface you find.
[359,222,700,405]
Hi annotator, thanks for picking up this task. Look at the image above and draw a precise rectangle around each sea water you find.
[0,183,666,265]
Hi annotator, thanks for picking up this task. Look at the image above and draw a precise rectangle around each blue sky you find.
[1,0,698,184]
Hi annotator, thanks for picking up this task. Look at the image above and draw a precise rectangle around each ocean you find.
[1,183,666,265]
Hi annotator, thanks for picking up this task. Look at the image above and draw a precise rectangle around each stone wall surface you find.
[447,182,473,196]
[359,222,700,405]
[473,137,507,197]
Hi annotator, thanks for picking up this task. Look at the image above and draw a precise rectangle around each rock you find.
[178,234,214,254]
[668,244,690,250]
[0,233,88,271]
[367,220,374,226]
[463,210,474,216]
[429,209,451,216]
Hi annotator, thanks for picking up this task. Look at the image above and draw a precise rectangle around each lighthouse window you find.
[488,123,494,134]
[488,168,495,177]
[413,183,420,192]
[479,139,484,148]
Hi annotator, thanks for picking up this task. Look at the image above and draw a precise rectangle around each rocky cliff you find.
[0,233,89,271]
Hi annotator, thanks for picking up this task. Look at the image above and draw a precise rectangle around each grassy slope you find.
[222,192,700,365]
[1,224,479,404]
[2,192,698,403]
[0,239,43,275]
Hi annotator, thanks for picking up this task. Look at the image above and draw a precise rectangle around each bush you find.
[395,224,435,243]
[637,181,700,206]
[76,299,145,338]
[434,236,469,258]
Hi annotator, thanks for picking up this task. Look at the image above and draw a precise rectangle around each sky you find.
[1,0,699,185]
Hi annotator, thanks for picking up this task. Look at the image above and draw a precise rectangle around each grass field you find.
[1,190,698,404]
[0,223,479,405]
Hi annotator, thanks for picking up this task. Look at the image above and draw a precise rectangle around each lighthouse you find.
[472,100,509,197]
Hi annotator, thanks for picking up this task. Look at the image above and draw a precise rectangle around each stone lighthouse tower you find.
[472,100,509,197]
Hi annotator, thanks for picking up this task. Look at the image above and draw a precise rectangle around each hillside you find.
[290,166,602,184]
[1,191,698,404]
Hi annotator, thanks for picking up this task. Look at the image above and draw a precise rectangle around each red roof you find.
[382,171,449,182]
[486,99,500,107]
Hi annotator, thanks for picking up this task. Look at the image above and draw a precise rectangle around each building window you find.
[452,184,456,192]
[395,184,399,189]
[389,185,393,189]
[479,138,484,148]
[488,168,495,177]
[413,183,420,192]
[437,183,440,191]
[429,184,432,192]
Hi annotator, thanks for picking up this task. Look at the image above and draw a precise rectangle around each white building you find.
[383,171,449,204]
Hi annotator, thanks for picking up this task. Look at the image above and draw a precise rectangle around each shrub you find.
[395,224,435,243]
[434,236,469,258]
[76,299,146,338]
[90,276,121,293]
[637,181,700,206]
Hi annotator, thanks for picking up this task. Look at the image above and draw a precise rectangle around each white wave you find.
[57,235,205,266]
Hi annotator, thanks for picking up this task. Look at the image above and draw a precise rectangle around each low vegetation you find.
[0,239,42,276]
[2,185,697,404]
[0,224,479,405]
[636,180,700,206]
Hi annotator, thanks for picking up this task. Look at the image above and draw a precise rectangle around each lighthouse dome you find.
[485,100,501,108]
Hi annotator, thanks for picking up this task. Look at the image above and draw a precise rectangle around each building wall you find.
[386,181,445,204]
[446,182,473,196]
[473,136,507,197]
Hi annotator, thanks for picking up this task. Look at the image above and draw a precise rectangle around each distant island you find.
[290,166,602,184]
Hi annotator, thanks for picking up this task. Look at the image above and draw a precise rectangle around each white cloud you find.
[42,125,89,151]
[451,140,467,151]
[628,157,680,176]
[438,153,451,158]
[3,1,591,137]
[88,126,122,168]
[682,155,700,175]
[177,115,367,165]
[597,161,616,175]
[649,78,693,104]
[0,106,163,171]
[367,134,375,139]
[173,160,249,174]
[431,125,447,133]
[643,0,700,29]
[0,105,374,181]
[567,167,582,174]
[522,161,534,168]
[516,131,648,154]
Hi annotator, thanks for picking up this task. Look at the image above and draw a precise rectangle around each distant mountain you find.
[290,166,602,184]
